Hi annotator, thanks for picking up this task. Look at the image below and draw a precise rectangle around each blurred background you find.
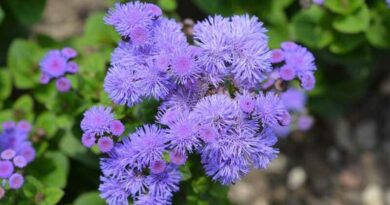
[0,0,390,204]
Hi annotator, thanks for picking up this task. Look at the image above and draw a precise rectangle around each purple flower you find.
[99,176,129,205]
[110,120,125,136]
[313,0,324,5]
[18,143,35,163]
[236,90,256,113]
[298,115,314,131]
[55,77,71,92]
[104,65,141,107]
[190,94,239,129]
[81,133,96,148]
[270,49,284,63]
[104,2,155,39]
[138,62,173,100]
[125,124,167,169]
[300,72,316,91]
[39,50,67,78]
[81,106,114,136]
[61,47,77,59]
[255,92,288,128]
[8,173,24,189]
[166,117,200,154]
[150,160,167,174]
[98,137,114,153]
[134,194,170,205]
[13,156,27,168]
[17,120,31,133]
[153,18,187,55]
[169,151,187,165]
[198,124,218,143]
[0,160,14,179]
[283,44,316,75]
[119,169,147,197]
[2,121,15,131]
[170,49,201,85]
[156,107,186,126]
[193,16,232,79]
[279,64,296,81]
[1,149,15,160]
[145,3,162,17]
[229,15,271,88]
[146,164,181,198]
[39,73,51,84]
[281,89,307,112]
[66,61,79,74]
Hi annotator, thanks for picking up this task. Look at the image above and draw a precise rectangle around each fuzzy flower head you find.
[236,90,256,113]
[194,16,232,78]
[39,50,67,78]
[99,176,129,205]
[229,15,271,88]
[255,92,289,128]
[170,48,201,85]
[9,173,24,189]
[166,117,200,154]
[138,62,173,100]
[104,2,156,40]
[126,124,167,169]
[104,65,142,107]
[55,77,71,92]
[80,106,114,136]
[0,161,14,179]
[190,94,239,130]
[281,89,307,112]
[146,164,181,198]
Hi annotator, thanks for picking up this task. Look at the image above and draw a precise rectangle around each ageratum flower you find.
[104,65,142,107]
[39,47,79,92]
[99,176,129,205]
[281,89,307,112]
[255,92,289,128]
[190,94,239,130]
[104,2,156,40]
[166,117,200,154]
[119,169,148,197]
[146,164,181,198]
[193,16,232,82]
[153,18,187,55]
[170,47,201,85]
[0,120,35,194]
[138,61,173,100]
[40,50,67,78]
[229,15,271,88]
[125,124,167,169]
[81,106,114,136]
[134,194,170,205]
[235,90,256,113]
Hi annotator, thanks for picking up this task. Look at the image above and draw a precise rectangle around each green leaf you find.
[75,12,119,47]
[0,110,13,122]
[7,39,41,89]
[329,33,365,54]
[59,131,85,157]
[0,69,12,100]
[291,6,333,48]
[0,6,4,23]
[324,0,364,15]
[74,192,105,205]
[332,5,369,33]
[158,0,177,12]
[180,165,192,181]
[23,176,44,198]
[4,0,46,26]
[39,152,69,188]
[192,177,209,194]
[34,83,58,110]
[13,95,34,121]
[366,11,390,48]
[40,187,64,205]
[36,112,58,137]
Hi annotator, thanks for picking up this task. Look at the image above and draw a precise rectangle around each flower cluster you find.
[80,106,125,153]
[0,121,36,198]
[273,88,315,138]
[39,47,78,92]
[82,1,318,204]
[270,41,316,91]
